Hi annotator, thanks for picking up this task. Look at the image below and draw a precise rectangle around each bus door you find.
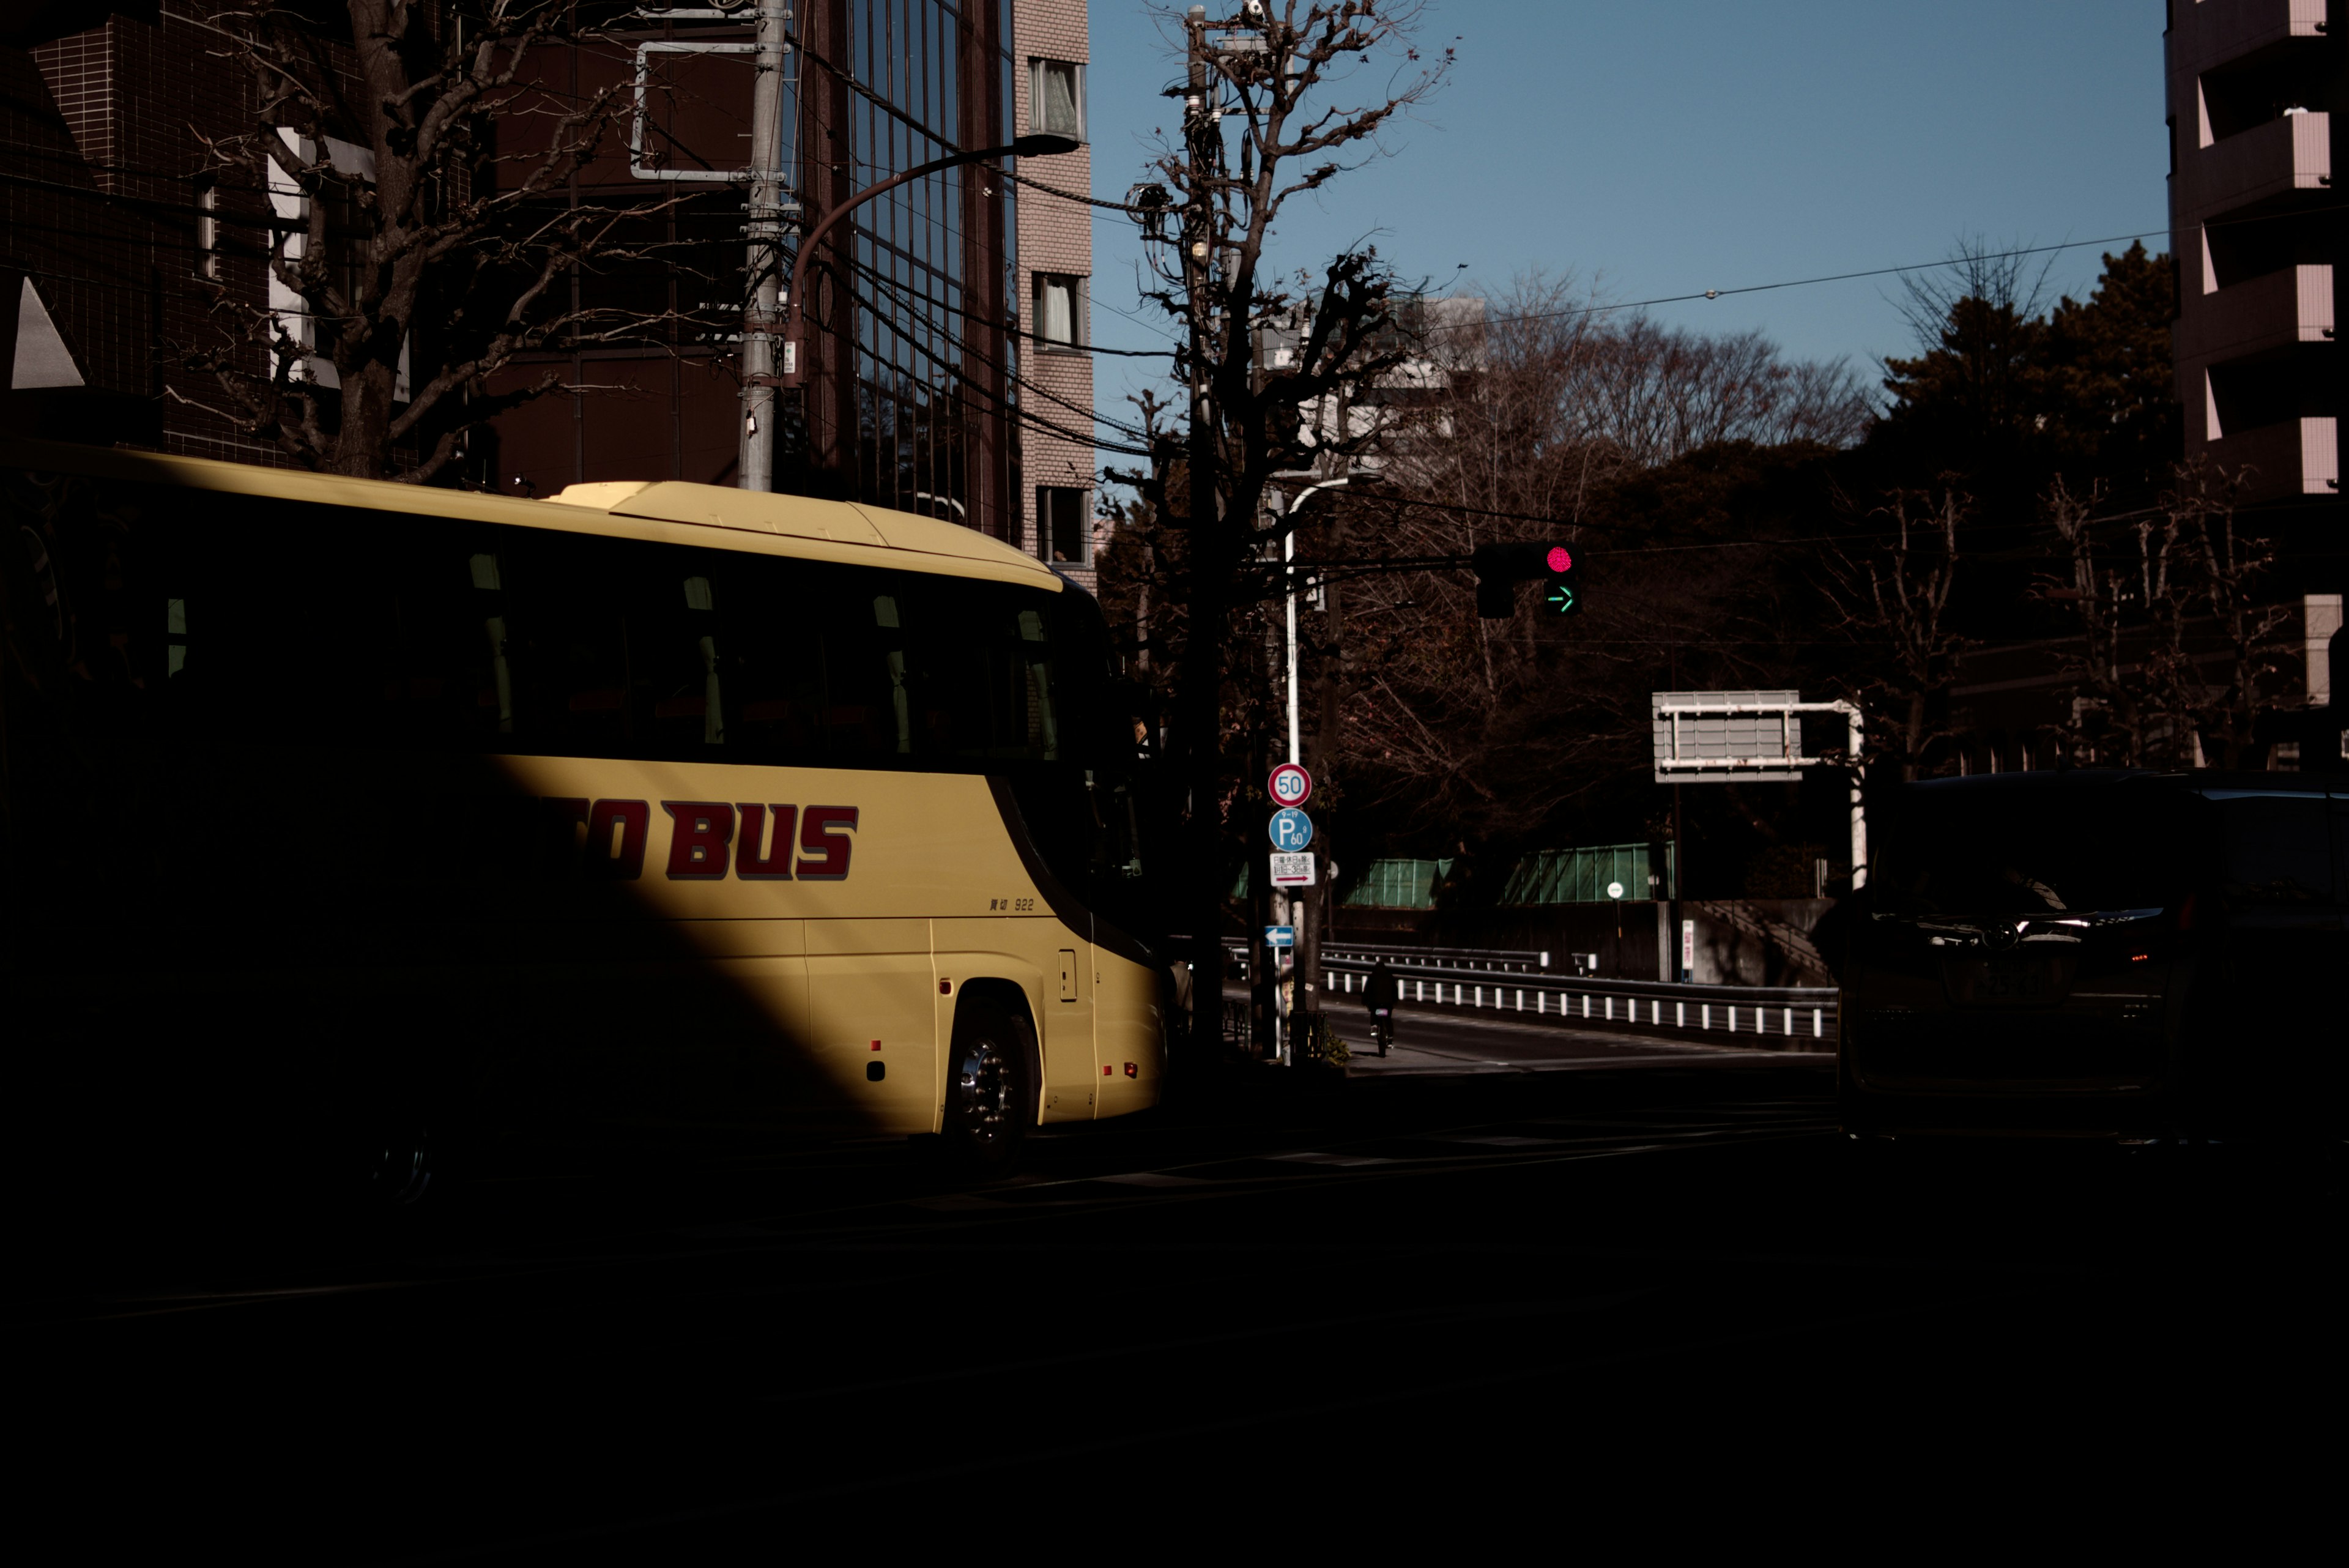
[806,918,939,1135]
[1039,926,1098,1120]
[1092,937,1160,1117]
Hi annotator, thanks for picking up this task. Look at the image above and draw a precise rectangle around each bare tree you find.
[1316,272,1872,838]
[1823,489,1975,779]
[2037,477,2166,765]
[2036,464,2295,768]
[176,2,699,480]
[1119,1,1452,1042]
[1885,234,2060,360]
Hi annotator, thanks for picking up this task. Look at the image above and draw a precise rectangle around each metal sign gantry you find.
[1651,691,1868,889]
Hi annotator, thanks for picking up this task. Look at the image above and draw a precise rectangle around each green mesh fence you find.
[1497,842,1675,905]
[1340,858,1450,909]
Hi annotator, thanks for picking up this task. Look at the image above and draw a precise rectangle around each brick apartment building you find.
[5,2,1097,578]
[2167,0,2342,502]
[1010,0,1098,589]
[4,2,270,463]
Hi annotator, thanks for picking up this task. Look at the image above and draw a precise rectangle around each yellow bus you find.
[1,437,1171,1202]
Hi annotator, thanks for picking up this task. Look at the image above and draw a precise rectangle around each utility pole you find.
[1177,3,1228,1065]
[737,1,791,492]
[1669,644,1685,981]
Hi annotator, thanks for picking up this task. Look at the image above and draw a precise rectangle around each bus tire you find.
[361,1117,434,1208]
[943,994,1034,1174]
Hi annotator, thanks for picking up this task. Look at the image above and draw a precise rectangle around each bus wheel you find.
[362,1121,433,1208]
[944,998,1033,1174]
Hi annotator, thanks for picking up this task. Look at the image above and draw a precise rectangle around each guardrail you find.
[1319,940,1554,974]
[1225,940,1556,976]
[1212,940,1835,1049]
[1321,956,1835,1047]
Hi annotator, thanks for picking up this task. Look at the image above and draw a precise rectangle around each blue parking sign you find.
[1269,808,1315,851]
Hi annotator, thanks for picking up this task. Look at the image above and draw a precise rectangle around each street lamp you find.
[778,133,1080,394]
[1267,467,1359,1067]
[1271,471,1356,766]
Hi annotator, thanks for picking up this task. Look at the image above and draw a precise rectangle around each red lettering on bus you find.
[733,803,798,881]
[798,806,858,881]
[585,799,649,880]
[662,802,734,880]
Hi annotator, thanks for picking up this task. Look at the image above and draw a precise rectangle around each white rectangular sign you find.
[1269,852,1316,886]
[1652,689,1805,783]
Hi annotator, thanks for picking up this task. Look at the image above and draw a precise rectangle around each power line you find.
[1422,229,2168,334]
[1421,204,2347,336]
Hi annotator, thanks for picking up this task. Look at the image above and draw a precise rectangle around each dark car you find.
[1827,770,2345,1143]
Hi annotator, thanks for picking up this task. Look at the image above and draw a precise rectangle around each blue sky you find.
[1076,0,2170,446]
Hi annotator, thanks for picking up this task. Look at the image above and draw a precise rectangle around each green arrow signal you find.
[1545,583,1576,613]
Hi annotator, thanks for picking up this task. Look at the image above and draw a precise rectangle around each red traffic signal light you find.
[1472,541,1579,619]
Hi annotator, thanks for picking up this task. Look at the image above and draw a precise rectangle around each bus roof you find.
[0,436,1062,590]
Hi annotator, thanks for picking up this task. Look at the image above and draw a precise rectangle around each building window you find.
[1029,58,1085,141]
[1037,486,1091,567]
[1033,272,1087,351]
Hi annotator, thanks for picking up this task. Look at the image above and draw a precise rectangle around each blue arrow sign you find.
[1264,926,1295,948]
[1269,807,1315,851]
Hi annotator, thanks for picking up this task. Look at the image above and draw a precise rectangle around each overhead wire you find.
[831,256,1157,455]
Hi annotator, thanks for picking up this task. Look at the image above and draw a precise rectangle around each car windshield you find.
[1871,787,2207,918]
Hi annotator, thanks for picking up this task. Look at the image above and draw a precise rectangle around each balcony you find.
[2179,263,2338,362]
[2171,0,2332,66]
[2205,415,2341,499]
[2189,110,2331,217]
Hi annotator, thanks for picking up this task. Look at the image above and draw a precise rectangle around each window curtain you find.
[1037,277,1074,345]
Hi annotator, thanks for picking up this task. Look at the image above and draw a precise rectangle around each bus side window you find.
[507,533,635,754]
[637,561,726,753]
[2219,796,2333,905]
[724,555,833,764]
[872,592,914,754]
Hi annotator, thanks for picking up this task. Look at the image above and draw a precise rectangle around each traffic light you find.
[1471,541,1579,619]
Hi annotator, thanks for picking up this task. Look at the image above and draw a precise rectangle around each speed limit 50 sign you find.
[1267,762,1312,808]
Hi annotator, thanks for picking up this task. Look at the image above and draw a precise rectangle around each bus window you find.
[721,555,833,763]
[637,566,726,751]
[890,576,1080,764]
[360,534,513,749]
[506,533,636,754]
[872,593,915,754]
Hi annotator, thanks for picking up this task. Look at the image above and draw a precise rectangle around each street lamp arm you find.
[782,135,1077,387]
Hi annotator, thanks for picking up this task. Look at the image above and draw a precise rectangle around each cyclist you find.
[1362,957,1399,1057]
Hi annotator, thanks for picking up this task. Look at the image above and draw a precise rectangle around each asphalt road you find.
[13,1026,2336,1559]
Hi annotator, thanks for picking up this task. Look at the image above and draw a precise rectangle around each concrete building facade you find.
[2167,0,2343,502]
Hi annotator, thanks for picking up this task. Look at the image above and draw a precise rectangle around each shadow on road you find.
[13,1052,2337,1559]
